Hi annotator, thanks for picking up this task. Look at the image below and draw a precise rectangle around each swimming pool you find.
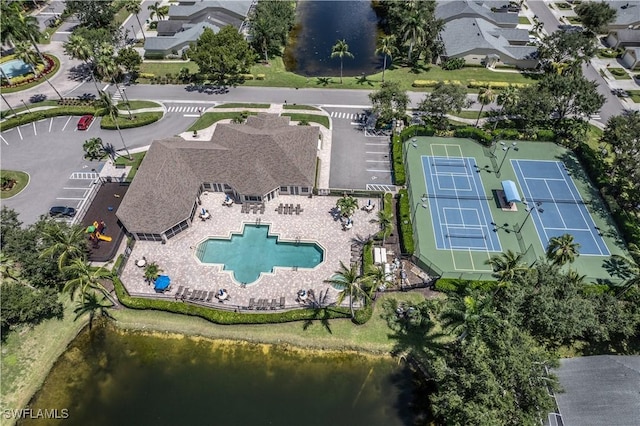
[196,224,324,284]
[0,59,32,79]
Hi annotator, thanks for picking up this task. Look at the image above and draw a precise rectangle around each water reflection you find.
[285,1,382,77]
[22,328,417,426]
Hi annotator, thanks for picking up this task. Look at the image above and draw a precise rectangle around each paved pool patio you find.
[120,194,380,309]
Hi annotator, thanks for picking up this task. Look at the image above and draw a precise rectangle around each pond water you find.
[21,328,419,426]
[285,1,383,77]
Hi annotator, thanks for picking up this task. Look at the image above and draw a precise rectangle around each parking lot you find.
[326,107,395,191]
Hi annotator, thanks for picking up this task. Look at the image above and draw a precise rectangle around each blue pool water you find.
[196,225,324,284]
[0,59,32,79]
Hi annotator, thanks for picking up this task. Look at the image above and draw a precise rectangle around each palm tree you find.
[399,11,427,63]
[147,1,166,21]
[546,233,580,266]
[439,291,496,341]
[99,90,132,158]
[485,250,527,284]
[611,243,640,297]
[39,222,88,271]
[371,209,394,246]
[364,263,387,297]
[330,39,354,84]
[64,34,100,92]
[324,261,369,319]
[336,195,358,218]
[375,35,398,83]
[96,50,132,119]
[144,261,162,284]
[495,85,520,129]
[13,41,63,100]
[125,0,146,42]
[0,252,20,283]
[63,258,113,300]
[475,86,495,127]
[73,291,115,330]
[1,92,17,116]
[565,269,586,285]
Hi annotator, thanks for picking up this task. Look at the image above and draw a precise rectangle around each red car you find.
[77,115,94,130]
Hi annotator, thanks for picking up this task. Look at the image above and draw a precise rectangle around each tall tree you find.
[336,194,358,218]
[495,85,520,128]
[371,209,394,246]
[538,30,597,71]
[368,80,409,125]
[189,26,256,86]
[438,291,497,341]
[1,284,63,336]
[546,233,580,266]
[485,250,528,285]
[64,0,117,30]
[475,86,495,127]
[574,1,616,35]
[417,81,468,130]
[99,90,131,158]
[39,221,88,271]
[124,0,146,42]
[324,261,369,319]
[610,243,640,297]
[147,1,166,21]
[399,10,426,63]
[602,111,640,210]
[63,259,113,301]
[64,34,100,92]
[248,1,295,64]
[13,41,63,100]
[375,35,398,82]
[330,39,354,84]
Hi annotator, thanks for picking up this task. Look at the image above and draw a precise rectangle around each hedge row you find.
[100,112,163,130]
[112,277,354,325]
[397,189,414,255]
[0,106,106,131]
[434,278,496,293]
[453,127,492,145]
[411,80,531,89]
[412,79,463,87]
[391,135,405,185]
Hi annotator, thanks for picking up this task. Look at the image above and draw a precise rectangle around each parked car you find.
[77,115,94,130]
[49,206,76,217]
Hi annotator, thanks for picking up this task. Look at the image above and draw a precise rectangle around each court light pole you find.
[516,201,543,233]
[496,141,517,175]
[21,99,32,114]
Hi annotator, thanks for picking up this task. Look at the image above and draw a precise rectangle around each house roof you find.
[117,114,319,234]
[169,0,253,21]
[144,21,219,52]
[612,28,640,44]
[440,18,537,60]
[553,356,640,426]
[608,1,640,27]
[156,19,186,35]
[436,0,519,26]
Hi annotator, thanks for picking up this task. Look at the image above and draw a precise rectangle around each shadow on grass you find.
[355,75,374,86]
[301,307,336,334]
[316,77,332,86]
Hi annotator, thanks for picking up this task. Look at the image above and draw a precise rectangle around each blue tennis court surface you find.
[422,155,502,252]
[512,159,609,256]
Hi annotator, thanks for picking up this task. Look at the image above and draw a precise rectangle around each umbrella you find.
[154,275,171,291]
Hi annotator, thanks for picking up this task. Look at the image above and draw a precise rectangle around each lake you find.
[285,1,383,77]
[20,328,421,425]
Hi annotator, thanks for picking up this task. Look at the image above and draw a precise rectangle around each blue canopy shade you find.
[501,180,521,203]
[154,275,171,291]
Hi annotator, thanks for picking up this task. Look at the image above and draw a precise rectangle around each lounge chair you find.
[199,291,207,301]
[182,288,190,299]
[248,298,255,309]
[175,286,184,298]
[279,297,285,308]
[206,291,214,302]
[260,204,265,214]
[270,299,278,310]
[193,290,201,300]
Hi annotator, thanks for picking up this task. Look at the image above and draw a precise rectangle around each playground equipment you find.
[86,221,112,243]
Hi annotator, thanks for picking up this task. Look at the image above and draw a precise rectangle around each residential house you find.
[605,1,640,30]
[622,47,640,69]
[117,115,319,242]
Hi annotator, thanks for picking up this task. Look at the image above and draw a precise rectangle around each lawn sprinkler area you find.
[120,194,379,308]
[404,137,628,282]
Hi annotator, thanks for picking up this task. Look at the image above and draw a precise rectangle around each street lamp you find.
[496,141,517,175]
[516,201,543,233]
[20,99,31,114]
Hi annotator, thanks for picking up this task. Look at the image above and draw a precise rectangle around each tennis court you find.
[422,145,501,257]
[511,159,610,256]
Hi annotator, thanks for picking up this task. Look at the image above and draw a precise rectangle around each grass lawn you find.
[566,16,582,24]
[518,16,530,25]
[117,100,162,110]
[214,103,270,109]
[0,298,87,420]
[628,90,640,103]
[281,113,330,128]
[283,104,321,111]
[554,1,572,9]
[114,152,146,179]
[187,111,259,132]
[140,57,536,92]
[609,67,632,80]
[453,110,491,120]
[0,170,29,199]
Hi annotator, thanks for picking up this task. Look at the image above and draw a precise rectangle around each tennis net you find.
[525,197,590,205]
[446,233,486,240]
[423,193,492,201]
[432,160,467,167]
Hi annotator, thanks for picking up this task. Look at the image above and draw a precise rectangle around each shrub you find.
[492,128,520,140]
[100,112,163,129]
[609,68,627,77]
[441,58,465,70]
[434,278,496,293]
[240,73,254,80]
[535,129,556,141]
[392,135,405,185]
[412,80,439,88]
[598,48,620,58]
[139,72,155,78]
[256,74,266,80]
[143,52,164,60]
[453,126,492,145]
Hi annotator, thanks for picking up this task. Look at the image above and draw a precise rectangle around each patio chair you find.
[182,288,190,300]
[248,298,256,309]
[260,204,265,214]
[175,286,184,298]
[206,291,214,302]
[270,299,277,310]
[200,291,207,301]
[279,297,285,309]
[192,290,201,300]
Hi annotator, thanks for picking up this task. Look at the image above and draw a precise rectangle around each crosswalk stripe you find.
[70,172,99,180]
[366,184,396,192]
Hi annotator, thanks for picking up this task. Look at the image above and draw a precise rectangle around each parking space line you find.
[32,122,37,136]
[62,116,72,131]
[1,135,8,145]
[184,114,199,117]
[86,117,96,131]
[365,151,388,154]
[56,197,85,201]
[366,169,392,173]
[366,160,389,163]
[49,117,54,132]
[365,142,388,146]
[63,187,92,190]
[16,126,23,140]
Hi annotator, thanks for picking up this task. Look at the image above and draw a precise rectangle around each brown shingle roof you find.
[117,114,319,234]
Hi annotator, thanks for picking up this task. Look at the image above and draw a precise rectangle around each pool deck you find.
[120,194,380,309]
